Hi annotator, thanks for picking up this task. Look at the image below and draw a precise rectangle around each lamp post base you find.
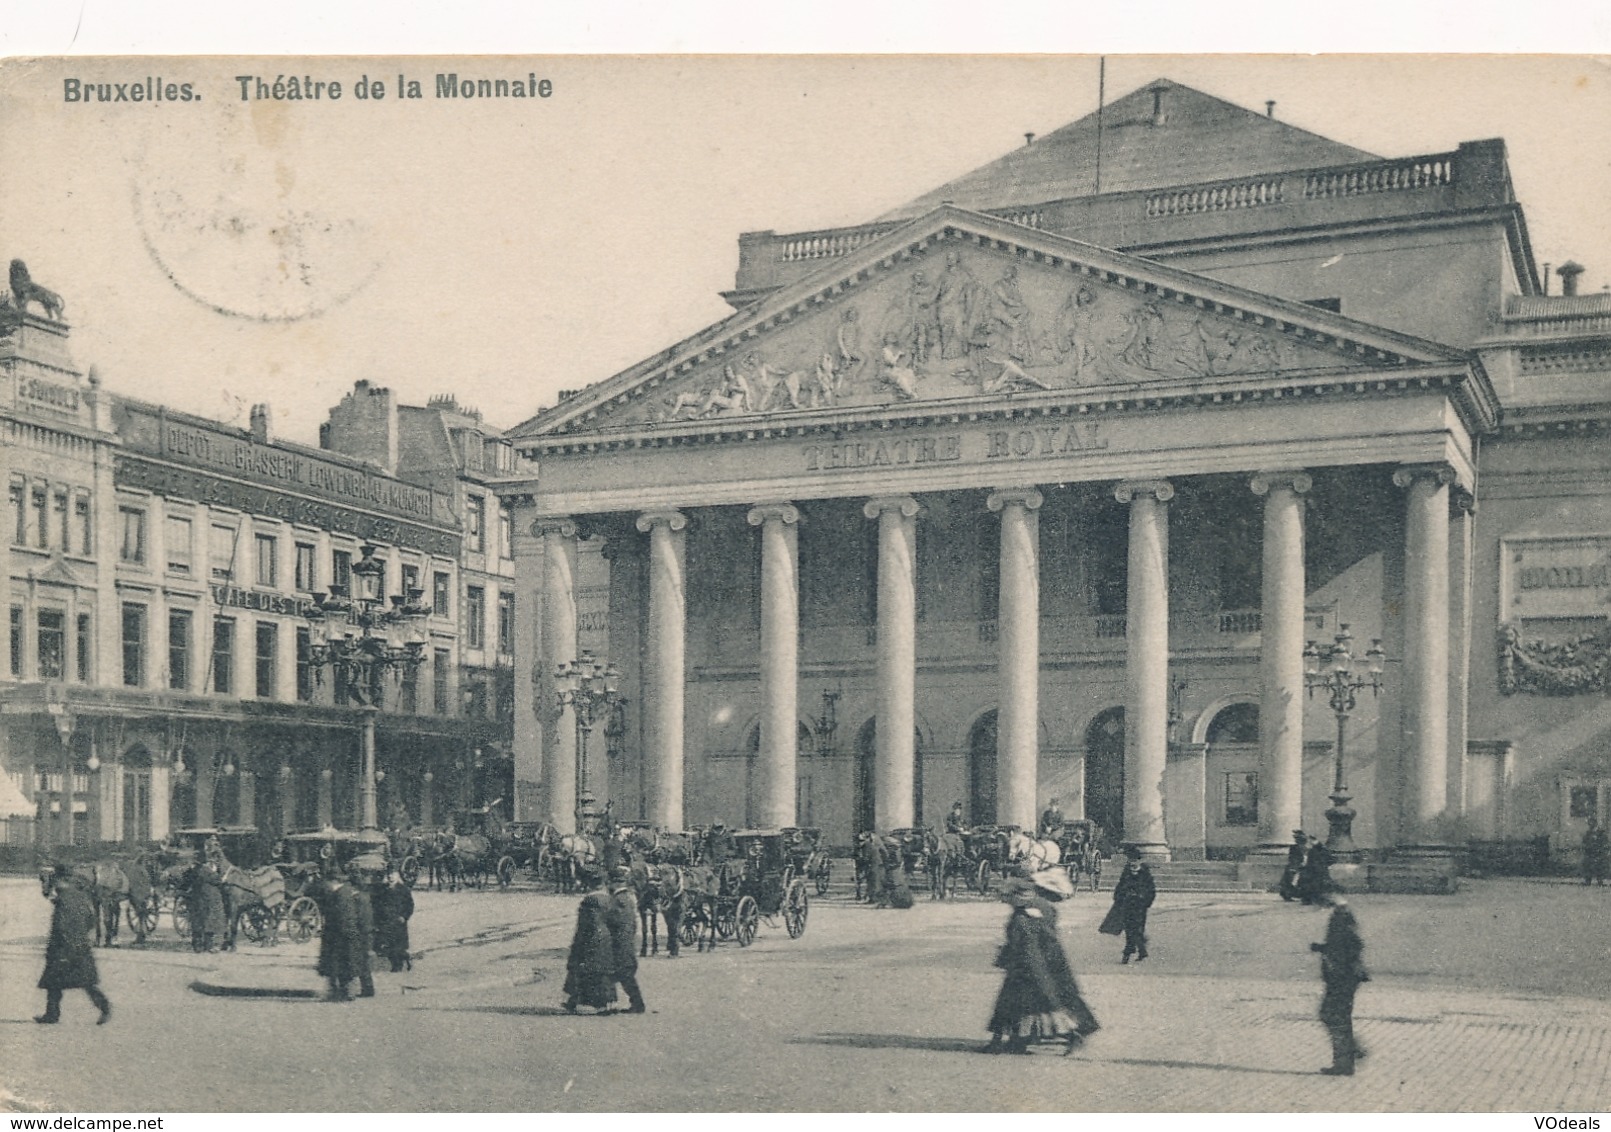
[1323,789,1361,863]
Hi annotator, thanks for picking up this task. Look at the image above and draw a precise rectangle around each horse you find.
[438,832,491,891]
[41,860,156,947]
[423,828,459,891]
[627,859,688,958]
[925,831,967,900]
[1001,829,1062,874]
[552,832,602,893]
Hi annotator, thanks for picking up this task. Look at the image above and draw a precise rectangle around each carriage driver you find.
[1039,797,1066,839]
[946,802,969,836]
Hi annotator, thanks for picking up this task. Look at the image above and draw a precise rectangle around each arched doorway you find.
[967,710,998,825]
[1084,707,1125,843]
[854,720,925,832]
[121,745,153,845]
[1206,702,1261,831]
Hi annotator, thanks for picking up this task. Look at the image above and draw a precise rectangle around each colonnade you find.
[529,464,1459,853]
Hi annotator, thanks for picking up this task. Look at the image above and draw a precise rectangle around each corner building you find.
[500,80,1608,869]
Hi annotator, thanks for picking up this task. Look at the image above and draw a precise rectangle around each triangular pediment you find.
[30,556,86,588]
[521,207,1467,439]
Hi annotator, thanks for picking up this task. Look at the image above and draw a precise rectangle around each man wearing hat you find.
[1038,797,1065,840]
[36,865,111,1025]
[1105,848,1156,963]
[946,801,969,837]
[1280,830,1308,902]
[1311,897,1369,1075]
[605,866,647,1013]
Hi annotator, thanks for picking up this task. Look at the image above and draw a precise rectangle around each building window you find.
[1569,785,1599,820]
[255,622,277,698]
[211,617,234,694]
[401,563,420,600]
[210,522,238,581]
[166,515,193,576]
[465,586,485,649]
[119,507,147,565]
[9,606,22,677]
[499,505,513,559]
[31,485,47,548]
[75,613,91,682]
[295,627,313,702]
[332,548,353,594]
[433,648,450,713]
[1224,772,1259,826]
[497,592,514,654]
[255,533,278,589]
[121,604,146,687]
[294,543,316,592]
[168,610,191,691]
[52,489,68,550]
[433,571,450,617]
[467,495,486,553]
[74,493,92,555]
[8,477,23,546]
[37,610,65,680]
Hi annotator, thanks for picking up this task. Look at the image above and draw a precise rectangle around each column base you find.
[1120,842,1171,864]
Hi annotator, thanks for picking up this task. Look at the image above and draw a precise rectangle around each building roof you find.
[878,79,1380,222]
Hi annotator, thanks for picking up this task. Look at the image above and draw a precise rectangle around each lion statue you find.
[10,260,65,322]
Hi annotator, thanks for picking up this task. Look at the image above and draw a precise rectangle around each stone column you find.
[747,503,800,829]
[863,495,919,831]
[636,510,688,831]
[238,770,257,830]
[1394,464,1454,846]
[1116,480,1173,859]
[987,488,1043,832]
[1447,488,1476,825]
[536,517,580,833]
[1251,470,1312,851]
[149,764,171,842]
[420,770,435,828]
[317,766,333,828]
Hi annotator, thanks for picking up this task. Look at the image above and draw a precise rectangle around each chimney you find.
[1024,132,1035,147]
[1265,100,1276,119]
[1151,87,1167,126]
[321,380,399,475]
[1559,261,1585,297]
[249,403,272,444]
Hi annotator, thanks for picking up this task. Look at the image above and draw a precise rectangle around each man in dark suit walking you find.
[1312,897,1369,1075]
[605,866,647,1013]
[36,866,111,1025]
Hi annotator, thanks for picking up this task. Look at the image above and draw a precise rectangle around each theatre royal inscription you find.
[802,421,1106,471]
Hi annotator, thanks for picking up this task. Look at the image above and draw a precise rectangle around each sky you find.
[3,51,1609,445]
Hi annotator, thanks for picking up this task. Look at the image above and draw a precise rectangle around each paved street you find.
[1,872,1608,1112]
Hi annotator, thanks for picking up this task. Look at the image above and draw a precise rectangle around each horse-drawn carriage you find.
[780,827,832,896]
[431,804,520,890]
[160,826,270,941]
[272,827,392,941]
[1053,819,1105,892]
[679,828,810,949]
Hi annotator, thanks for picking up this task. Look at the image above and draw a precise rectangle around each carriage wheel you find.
[126,898,160,936]
[815,860,831,897]
[781,865,796,892]
[239,904,275,946]
[496,856,516,889]
[172,895,191,938]
[734,896,760,947]
[679,910,700,948]
[974,860,991,894]
[714,903,737,942]
[285,896,322,943]
[783,881,809,939]
[399,855,420,890]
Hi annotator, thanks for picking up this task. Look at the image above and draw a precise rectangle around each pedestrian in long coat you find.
[346,875,376,998]
[36,869,111,1025]
[1279,829,1307,902]
[374,870,414,972]
[605,868,646,1013]
[1582,819,1610,886]
[1105,849,1156,963]
[187,862,227,953]
[1298,837,1335,906]
[985,871,1098,1055]
[856,832,884,905]
[882,836,915,909]
[1311,897,1369,1075]
[563,870,618,1013]
[313,878,358,1001]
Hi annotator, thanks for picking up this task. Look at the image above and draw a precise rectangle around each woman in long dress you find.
[563,869,617,1013]
[985,869,1100,1055]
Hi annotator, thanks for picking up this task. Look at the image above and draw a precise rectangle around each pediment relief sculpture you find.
[612,244,1368,429]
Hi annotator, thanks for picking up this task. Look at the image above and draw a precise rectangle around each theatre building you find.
[2,307,519,853]
[502,79,1611,877]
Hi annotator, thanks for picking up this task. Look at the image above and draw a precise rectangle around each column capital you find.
[986,487,1044,513]
[1392,463,1457,491]
[1114,479,1174,504]
[1249,470,1313,497]
[746,502,801,528]
[1451,486,1477,516]
[863,494,920,521]
[635,509,689,534]
[532,515,578,539]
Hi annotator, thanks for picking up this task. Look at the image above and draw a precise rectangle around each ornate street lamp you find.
[554,650,623,833]
[1303,624,1385,861]
[304,543,429,830]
